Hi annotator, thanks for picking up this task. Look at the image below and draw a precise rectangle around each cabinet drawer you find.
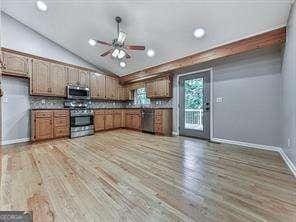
[94,110,105,115]
[54,110,69,117]
[35,110,52,118]
[113,109,122,114]
[105,110,113,114]
[54,117,69,127]
[54,127,69,138]
[155,110,163,116]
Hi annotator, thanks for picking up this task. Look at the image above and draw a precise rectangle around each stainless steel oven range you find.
[64,100,94,138]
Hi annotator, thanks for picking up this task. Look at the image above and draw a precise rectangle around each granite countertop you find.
[31,107,172,110]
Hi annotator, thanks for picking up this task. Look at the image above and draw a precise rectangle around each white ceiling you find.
[1,0,292,76]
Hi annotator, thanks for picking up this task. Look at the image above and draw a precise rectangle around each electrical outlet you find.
[288,138,291,147]
[3,97,8,103]
[41,99,46,104]
[216,97,223,103]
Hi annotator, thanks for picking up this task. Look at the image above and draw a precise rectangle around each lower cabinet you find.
[31,110,70,141]
[125,109,141,130]
[154,109,172,136]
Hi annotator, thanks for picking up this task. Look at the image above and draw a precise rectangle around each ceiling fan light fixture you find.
[194,28,205,38]
[120,61,126,68]
[117,32,127,44]
[147,49,155,57]
[36,1,47,11]
[112,49,120,58]
[88,38,96,46]
[117,50,126,59]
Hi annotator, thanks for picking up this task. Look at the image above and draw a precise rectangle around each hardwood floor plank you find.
[1,129,295,222]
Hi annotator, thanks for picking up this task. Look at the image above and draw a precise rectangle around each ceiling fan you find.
[90,16,146,60]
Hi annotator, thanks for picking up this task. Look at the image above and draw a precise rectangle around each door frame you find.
[176,68,213,140]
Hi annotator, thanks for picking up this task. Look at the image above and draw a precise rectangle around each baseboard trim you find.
[211,138,281,152]
[1,138,30,146]
[172,131,179,136]
[278,149,296,177]
[211,137,296,177]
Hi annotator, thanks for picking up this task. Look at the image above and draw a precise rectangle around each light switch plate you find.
[216,97,223,103]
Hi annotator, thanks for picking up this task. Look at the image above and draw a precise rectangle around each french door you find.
[179,70,211,139]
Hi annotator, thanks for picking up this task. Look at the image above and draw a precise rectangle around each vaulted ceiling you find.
[1,0,292,76]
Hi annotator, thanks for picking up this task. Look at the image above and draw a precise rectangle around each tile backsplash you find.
[30,97,172,109]
[30,96,126,109]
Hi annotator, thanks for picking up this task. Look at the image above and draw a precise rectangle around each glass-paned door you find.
[179,71,211,139]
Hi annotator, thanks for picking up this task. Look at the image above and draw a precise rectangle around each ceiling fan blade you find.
[117,31,127,44]
[125,45,146,50]
[97,40,112,46]
[100,49,113,57]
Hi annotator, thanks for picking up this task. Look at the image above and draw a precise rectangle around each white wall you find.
[173,47,282,147]
[1,12,97,69]
[282,2,296,166]
[2,76,30,144]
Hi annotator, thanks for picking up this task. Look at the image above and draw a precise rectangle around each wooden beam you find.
[120,27,286,84]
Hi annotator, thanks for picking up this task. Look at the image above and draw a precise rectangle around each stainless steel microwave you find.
[67,85,90,100]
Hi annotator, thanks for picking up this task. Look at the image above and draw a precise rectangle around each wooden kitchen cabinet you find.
[31,59,51,95]
[94,110,105,131]
[68,67,80,85]
[78,69,90,87]
[146,76,172,99]
[31,110,70,141]
[105,76,118,100]
[125,109,141,130]
[2,51,30,77]
[105,110,114,130]
[90,73,106,99]
[113,110,123,128]
[154,109,172,136]
[50,63,68,97]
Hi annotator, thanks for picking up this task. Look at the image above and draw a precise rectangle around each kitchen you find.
[1,1,296,222]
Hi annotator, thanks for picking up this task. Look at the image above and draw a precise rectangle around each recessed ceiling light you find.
[147,49,155,57]
[194,28,205,38]
[120,61,126,68]
[36,1,47,11]
[88,39,96,46]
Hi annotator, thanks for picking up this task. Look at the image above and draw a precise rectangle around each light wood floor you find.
[1,129,296,222]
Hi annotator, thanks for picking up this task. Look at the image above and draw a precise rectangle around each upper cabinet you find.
[146,76,172,99]
[105,76,118,100]
[90,73,106,99]
[68,67,79,85]
[79,69,90,88]
[31,59,51,95]
[50,63,68,97]
[2,51,30,77]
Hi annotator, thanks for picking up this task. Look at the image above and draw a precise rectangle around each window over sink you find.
[134,88,150,105]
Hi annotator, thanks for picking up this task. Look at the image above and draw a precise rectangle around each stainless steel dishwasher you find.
[141,109,155,133]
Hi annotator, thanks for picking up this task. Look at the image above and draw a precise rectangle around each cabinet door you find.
[94,114,105,131]
[68,67,79,85]
[35,117,53,140]
[113,113,122,128]
[79,70,90,87]
[105,114,114,129]
[31,59,51,95]
[2,52,30,77]
[146,81,155,98]
[105,76,117,100]
[156,78,170,97]
[125,114,132,128]
[50,63,68,97]
[90,73,106,99]
[132,115,141,130]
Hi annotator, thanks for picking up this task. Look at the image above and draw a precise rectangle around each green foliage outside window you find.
[184,78,203,109]
[134,88,150,105]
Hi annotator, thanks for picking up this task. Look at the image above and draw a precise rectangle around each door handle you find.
[205,107,210,111]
